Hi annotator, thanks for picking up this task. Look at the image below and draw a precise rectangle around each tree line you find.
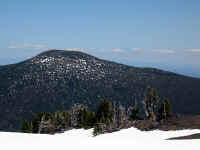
[21,87,172,136]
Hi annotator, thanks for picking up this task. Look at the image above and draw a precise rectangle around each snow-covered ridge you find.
[1,128,200,150]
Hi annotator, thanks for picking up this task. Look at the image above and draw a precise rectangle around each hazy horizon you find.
[0,48,200,78]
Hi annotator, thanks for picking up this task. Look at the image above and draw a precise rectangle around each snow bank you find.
[1,128,200,150]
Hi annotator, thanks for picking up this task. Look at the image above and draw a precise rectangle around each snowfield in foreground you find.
[1,128,200,150]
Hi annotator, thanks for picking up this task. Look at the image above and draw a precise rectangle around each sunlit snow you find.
[1,128,200,150]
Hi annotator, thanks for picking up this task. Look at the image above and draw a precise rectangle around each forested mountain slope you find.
[0,50,200,131]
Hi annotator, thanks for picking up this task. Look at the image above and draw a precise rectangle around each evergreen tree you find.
[55,110,71,130]
[129,106,140,121]
[21,120,32,133]
[158,99,172,120]
[143,87,160,121]
[116,104,127,127]
[32,112,44,133]
[71,104,87,128]
[32,112,55,134]
[93,123,103,136]
[84,110,96,128]
[96,100,114,124]
[77,106,96,128]
[39,112,55,134]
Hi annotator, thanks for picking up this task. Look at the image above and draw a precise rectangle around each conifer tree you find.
[32,112,55,134]
[32,112,44,133]
[38,112,55,134]
[55,110,71,130]
[116,104,126,127]
[129,106,140,121]
[96,100,114,124]
[71,104,85,127]
[143,87,160,121]
[21,120,32,133]
[70,104,95,128]
[77,106,96,128]
[158,99,172,120]
[93,123,103,136]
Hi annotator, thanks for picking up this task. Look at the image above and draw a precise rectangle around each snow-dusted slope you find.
[1,128,200,150]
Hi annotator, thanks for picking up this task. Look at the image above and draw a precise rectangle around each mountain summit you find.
[0,50,200,131]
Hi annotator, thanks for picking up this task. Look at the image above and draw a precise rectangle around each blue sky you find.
[0,0,200,77]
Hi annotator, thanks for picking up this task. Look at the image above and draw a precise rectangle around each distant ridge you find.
[0,49,200,131]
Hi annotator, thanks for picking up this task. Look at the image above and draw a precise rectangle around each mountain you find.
[0,50,200,131]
